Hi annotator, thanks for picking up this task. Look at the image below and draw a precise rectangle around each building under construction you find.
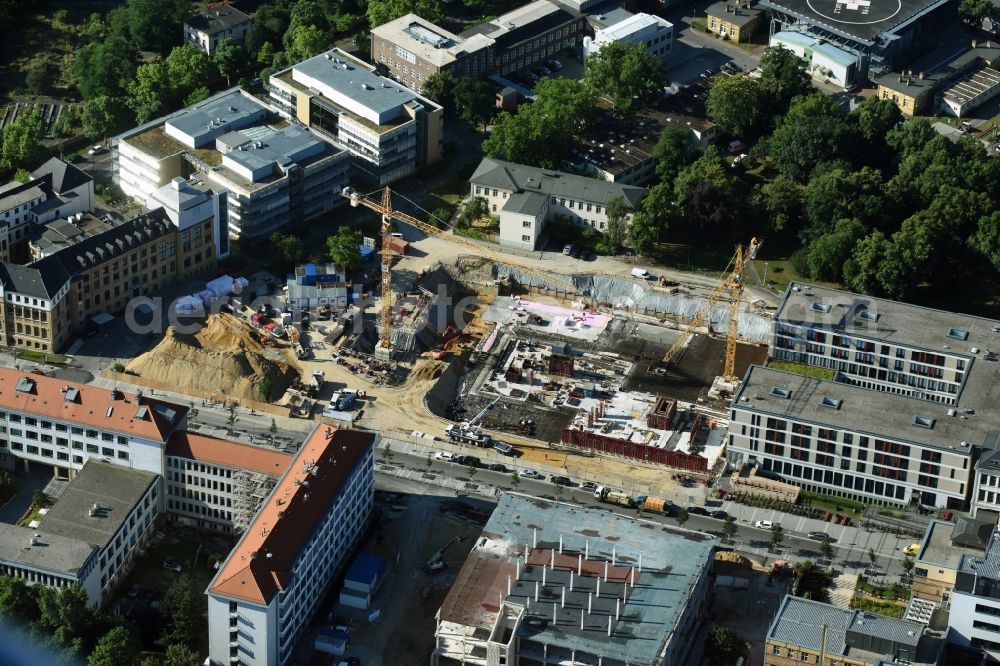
[432,493,715,666]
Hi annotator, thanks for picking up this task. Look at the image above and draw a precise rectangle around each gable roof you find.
[166,431,292,477]
[32,157,93,194]
[207,427,375,605]
[470,158,646,208]
[0,262,66,300]
[0,367,184,442]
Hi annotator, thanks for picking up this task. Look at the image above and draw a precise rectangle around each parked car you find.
[687,506,708,516]
[547,59,562,70]
[903,543,921,556]
[710,510,729,520]
[754,520,774,530]
[458,456,481,467]
[520,469,544,479]
[808,531,835,542]
[580,481,597,491]
[550,475,575,486]
[88,145,104,155]
[161,560,182,573]
[487,463,508,472]
[721,62,741,74]
[434,452,455,462]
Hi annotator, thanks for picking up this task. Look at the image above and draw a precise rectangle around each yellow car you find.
[903,543,920,557]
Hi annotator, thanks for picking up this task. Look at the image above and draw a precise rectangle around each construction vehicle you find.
[594,486,678,515]
[424,536,463,572]
[444,396,499,446]
[594,486,636,508]
[659,237,762,391]
[342,187,576,358]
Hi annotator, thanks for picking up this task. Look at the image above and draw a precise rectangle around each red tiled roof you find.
[0,367,183,442]
[207,427,375,605]
[166,431,292,477]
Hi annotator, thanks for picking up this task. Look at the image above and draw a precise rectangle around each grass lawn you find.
[766,359,836,380]
[850,595,906,618]
[8,348,68,364]
[799,490,867,516]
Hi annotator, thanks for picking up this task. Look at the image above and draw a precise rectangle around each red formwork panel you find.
[561,429,708,473]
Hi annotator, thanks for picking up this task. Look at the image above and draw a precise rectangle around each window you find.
[521,235,531,242]
[522,220,531,228]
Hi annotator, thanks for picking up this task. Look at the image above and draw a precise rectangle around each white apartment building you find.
[268,49,443,185]
[469,157,646,250]
[165,431,292,535]
[115,88,350,239]
[183,5,252,56]
[584,13,673,64]
[949,531,1000,658]
[971,447,1000,518]
[2,460,160,606]
[206,427,376,666]
[0,368,187,480]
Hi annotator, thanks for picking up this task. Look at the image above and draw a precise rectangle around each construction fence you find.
[560,428,709,473]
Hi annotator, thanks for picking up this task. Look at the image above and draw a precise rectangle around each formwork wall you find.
[548,354,574,377]
[561,428,708,472]
[646,396,677,430]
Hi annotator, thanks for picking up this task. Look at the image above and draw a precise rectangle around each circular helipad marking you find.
[804,0,903,25]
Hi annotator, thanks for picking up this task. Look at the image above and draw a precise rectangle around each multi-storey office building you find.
[206,427,376,666]
[950,530,1000,659]
[727,365,1000,509]
[371,1,586,92]
[0,368,186,480]
[433,492,714,666]
[583,13,673,64]
[115,88,350,239]
[772,282,1000,405]
[971,446,1000,518]
[165,431,292,535]
[268,49,443,185]
[0,204,220,353]
[0,522,100,602]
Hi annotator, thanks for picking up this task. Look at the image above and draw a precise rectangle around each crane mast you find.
[344,187,576,357]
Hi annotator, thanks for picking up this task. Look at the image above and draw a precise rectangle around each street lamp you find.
[763,261,769,285]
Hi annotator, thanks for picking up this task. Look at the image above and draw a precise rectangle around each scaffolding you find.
[231,469,274,532]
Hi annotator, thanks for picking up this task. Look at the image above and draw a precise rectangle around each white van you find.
[631,268,651,279]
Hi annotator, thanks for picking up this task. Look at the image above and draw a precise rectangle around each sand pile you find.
[411,358,446,381]
[126,313,299,401]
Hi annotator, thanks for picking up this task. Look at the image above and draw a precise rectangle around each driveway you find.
[0,465,52,524]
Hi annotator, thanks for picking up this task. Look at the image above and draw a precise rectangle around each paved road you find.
[660,5,764,85]
[381,440,915,576]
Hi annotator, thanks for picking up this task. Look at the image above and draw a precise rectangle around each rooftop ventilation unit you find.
[770,387,792,399]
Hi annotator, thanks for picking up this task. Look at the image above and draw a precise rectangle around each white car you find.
[520,469,544,479]
[88,145,103,155]
[434,452,455,462]
[754,520,774,530]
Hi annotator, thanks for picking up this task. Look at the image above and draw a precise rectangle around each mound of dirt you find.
[714,551,754,575]
[126,313,299,401]
[411,358,446,381]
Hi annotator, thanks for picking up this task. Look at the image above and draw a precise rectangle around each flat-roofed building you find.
[584,13,673,65]
[268,49,443,185]
[115,88,350,239]
[765,595,943,665]
[33,461,160,605]
[910,519,988,604]
[165,431,292,535]
[205,427,376,666]
[0,523,100,605]
[371,2,586,91]
[950,529,1000,659]
[432,492,714,666]
[0,368,186,480]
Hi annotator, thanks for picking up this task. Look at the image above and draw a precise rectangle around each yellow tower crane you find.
[660,237,762,384]
[343,187,577,356]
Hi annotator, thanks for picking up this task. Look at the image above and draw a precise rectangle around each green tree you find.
[89,626,141,666]
[246,2,291,61]
[214,39,247,86]
[453,76,494,130]
[381,443,394,462]
[13,168,31,183]
[163,643,201,666]
[604,195,628,252]
[971,211,1000,271]
[225,404,239,436]
[752,175,803,234]
[0,576,39,623]
[868,547,878,569]
[759,44,812,116]
[0,110,45,171]
[423,71,457,106]
[183,86,211,106]
[901,556,915,575]
[269,418,278,443]
[673,146,743,237]
[511,471,520,487]
[820,536,835,561]
[805,217,867,281]
[54,105,82,137]
[626,211,660,255]
[583,41,664,115]
[286,23,329,63]
[74,36,137,99]
[31,489,50,508]
[675,508,689,527]
[326,227,363,272]
[25,59,53,93]
[722,515,737,543]
[165,44,218,102]
[126,63,173,124]
[158,575,203,649]
[770,524,785,550]
[258,378,272,402]
[652,127,697,184]
[81,96,125,141]
[52,8,70,25]
[705,627,745,666]
[257,41,276,66]
[124,0,192,53]
[770,93,853,181]
[270,232,306,265]
[459,196,490,228]
[959,0,994,26]
[706,75,765,136]
[802,167,885,240]
[843,229,892,295]
[285,0,331,40]
[367,0,444,28]
[852,96,903,146]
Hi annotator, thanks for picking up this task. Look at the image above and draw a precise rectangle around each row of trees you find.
[271,226,364,271]
[0,573,203,665]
